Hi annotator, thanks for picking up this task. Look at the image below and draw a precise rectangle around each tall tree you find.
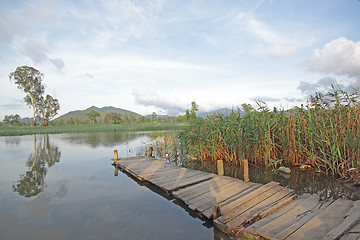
[9,66,45,126]
[37,94,60,126]
[86,110,100,124]
[190,101,199,120]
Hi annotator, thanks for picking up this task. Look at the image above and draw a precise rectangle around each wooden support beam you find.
[243,159,249,183]
[148,147,153,157]
[113,150,119,160]
[217,160,224,176]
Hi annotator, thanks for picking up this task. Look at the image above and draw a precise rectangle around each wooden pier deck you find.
[113,156,360,240]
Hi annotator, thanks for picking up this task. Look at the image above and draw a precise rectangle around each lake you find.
[0,132,230,240]
[1,131,357,240]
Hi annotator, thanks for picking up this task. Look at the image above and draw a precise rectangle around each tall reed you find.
[180,88,360,177]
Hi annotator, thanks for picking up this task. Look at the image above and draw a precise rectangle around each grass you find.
[0,122,188,136]
[179,87,360,178]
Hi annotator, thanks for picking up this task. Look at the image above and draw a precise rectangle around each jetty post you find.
[148,147,153,157]
[113,150,119,160]
[244,159,249,182]
[217,160,224,176]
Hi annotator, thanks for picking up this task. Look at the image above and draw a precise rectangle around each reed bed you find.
[179,88,360,178]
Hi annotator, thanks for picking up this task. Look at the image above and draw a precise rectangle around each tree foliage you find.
[87,110,100,124]
[9,66,60,126]
[9,66,45,126]
[3,114,21,126]
[37,95,60,126]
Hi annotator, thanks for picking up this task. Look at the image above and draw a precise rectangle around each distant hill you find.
[197,108,243,118]
[54,106,142,122]
[20,116,41,124]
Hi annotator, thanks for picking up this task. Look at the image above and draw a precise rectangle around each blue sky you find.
[1,0,360,119]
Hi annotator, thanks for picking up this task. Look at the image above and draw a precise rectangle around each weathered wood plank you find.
[186,180,257,208]
[324,200,360,240]
[173,175,233,198]
[244,195,309,235]
[222,185,289,227]
[339,221,360,240]
[286,198,355,240]
[254,194,320,239]
[145,168,198,182]
[215,191,297,237]
[192,183,262,218]
[160,173,214,191]
[150,169,209,184]
[272,199,332,239]
[175,177,238,202]
[242,190,297,226]
[218,181,280,216]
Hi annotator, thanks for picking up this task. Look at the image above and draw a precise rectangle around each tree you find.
[190,101,199,121]
[87,110,100,124]
[123,113,129,123]
[129,113,136,123]
[152,112,157,123]
[37,94,60,126]
[3,114,21,126]
[105,112,122,124]
[9,66,45,126]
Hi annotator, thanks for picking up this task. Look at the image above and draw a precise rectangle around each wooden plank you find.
[254,194,320,239]
[215,191,297,236]
[160,173,214,191]
[172,175,231,197]
[286,198,355,240]
[219,181,280,216]
[150,169,209,184]
[191,183,262,218]
[139,166,183,178]
[245,195,309,235]
[200,183,262,217]
[175,177,238,202]
[339,222,360,240]
[272,199,332,239]
[186,180,257,208]
[222,185,289,227]
[324,201,360,240]
[242,190,297,225]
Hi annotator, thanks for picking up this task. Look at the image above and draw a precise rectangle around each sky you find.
[1,0,360,119]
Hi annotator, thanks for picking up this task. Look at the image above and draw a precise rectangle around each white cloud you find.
[253,44,298,58]
[304,37,360,79]
[21,40,49,63]
[234,12,282,44]
[133,88,188,116]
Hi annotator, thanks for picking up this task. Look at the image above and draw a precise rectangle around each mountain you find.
[20,116,42,124]
[54,106,142,122]
[197,108,243,118]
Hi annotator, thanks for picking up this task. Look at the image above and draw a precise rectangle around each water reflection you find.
[12,135,61,198]
[60,132,147,148]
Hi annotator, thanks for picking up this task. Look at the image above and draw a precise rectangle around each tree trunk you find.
[30,94,36,126]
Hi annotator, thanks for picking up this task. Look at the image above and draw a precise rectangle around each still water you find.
[0,132,230,240]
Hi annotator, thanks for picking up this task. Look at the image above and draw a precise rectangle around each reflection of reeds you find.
[179,88,360,178]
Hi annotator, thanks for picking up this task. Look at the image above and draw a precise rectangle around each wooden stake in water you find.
[113,150,119,160]
[148,147,153,157]
[217,160,224,176]
[114,166,118,176]
[244,159,249,182]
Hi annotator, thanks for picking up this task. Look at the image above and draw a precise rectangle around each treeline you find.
[52,108,197,126]
[180,87,360,178]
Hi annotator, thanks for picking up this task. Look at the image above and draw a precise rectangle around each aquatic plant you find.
[179,87,360,178]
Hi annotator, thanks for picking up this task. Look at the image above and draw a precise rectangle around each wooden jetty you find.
[112,155,360,240]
